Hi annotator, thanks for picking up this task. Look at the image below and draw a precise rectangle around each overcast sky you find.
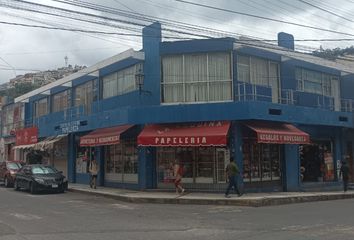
[1,0,354,84]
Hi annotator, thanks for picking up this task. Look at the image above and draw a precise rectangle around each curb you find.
[68,188,354,207]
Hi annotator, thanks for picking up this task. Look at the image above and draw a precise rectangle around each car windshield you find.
[6,162,22,170]
[31,166,58,174]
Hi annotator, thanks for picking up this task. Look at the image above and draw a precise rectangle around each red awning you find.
[244,121,310,144]
[138,121,230,147]
[80,125,134,147]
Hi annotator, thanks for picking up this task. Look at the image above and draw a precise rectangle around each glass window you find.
[31,166,58,174]
[52,90,70,113]
[33,97,48,119]
[161,52,232,103]
[237,55,280,88]
[237,55,250,83]
[102,64,139,99]
[295,67,338,97]
[75,80,94,114]
[156,147,229,187]
[104,140,138,183]
[242,142,282,183]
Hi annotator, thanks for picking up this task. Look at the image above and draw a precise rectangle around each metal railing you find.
[235,83,273,102]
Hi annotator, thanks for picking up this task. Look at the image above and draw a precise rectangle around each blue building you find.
[11,22,354,192]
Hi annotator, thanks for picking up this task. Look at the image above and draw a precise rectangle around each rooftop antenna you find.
[64,55,68,67]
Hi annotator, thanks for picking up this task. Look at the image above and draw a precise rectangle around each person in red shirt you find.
[174,161,185,194]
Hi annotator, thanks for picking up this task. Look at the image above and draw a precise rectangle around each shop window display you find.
[300,141,334,182]
[105,139,138,183]
[243,142,282,184]
[157,147,228,186]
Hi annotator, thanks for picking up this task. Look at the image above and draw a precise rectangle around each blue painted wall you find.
[341,74,354,100]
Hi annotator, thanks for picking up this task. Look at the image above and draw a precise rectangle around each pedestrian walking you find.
[89,159,99,189]
[225,157,242,198]
[174,161,185,194]
[340,156,350,192]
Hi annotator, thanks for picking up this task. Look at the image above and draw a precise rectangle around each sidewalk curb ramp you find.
[68,187,354,207]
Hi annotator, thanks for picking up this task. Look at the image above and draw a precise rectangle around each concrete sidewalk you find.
[68,184,354,207]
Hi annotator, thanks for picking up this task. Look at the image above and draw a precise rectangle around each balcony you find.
[235,82,335,111]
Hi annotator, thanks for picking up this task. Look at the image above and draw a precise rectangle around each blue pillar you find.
[142,22,161,105]
[284,144,300,191]
[233,123,244,189]
[96,146,104,186]
[334,130,342,181]
[67,133,76,183]
[138,147,156,189]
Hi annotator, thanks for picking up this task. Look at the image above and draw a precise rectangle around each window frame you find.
[161,52,233,104]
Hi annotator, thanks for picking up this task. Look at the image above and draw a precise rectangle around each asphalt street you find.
[0,186,354,240]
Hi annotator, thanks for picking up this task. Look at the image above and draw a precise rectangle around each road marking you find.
[10,213,42,220]
[111,203,135,210]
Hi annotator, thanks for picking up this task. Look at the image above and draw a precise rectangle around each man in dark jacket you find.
[225,157,242,198]
[340,156,350,192]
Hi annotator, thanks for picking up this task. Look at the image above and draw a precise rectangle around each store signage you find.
[80,135,120,146]
[138,121,230,146]
[15,127,38,146]
[60,121,80,134]
[257,133,309,144]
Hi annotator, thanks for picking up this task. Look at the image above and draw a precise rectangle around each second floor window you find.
[33,98,48,119]
[161,52,232,103]
[295,68,338,97]
[237,55,280,103]
[52,90,70,113]
[75,80,94,114]
[102,64,139,99]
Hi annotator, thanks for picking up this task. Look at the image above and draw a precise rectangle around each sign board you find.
[15,127,38,146]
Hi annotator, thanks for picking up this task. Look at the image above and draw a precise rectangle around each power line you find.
[0,20,143,36]
[297,0,354,23]
[174,0,354,38]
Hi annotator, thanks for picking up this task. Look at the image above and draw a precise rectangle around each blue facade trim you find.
[51,86,70,95]
[142,22,161,106]
[160,37,234,55]
[72,75,97,87]
[99,58,143,77]
[34,100,353,138]
[341,74,354,100]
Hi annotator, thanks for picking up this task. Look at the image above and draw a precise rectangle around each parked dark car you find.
[0,161,24,187]
[14,165,68,194]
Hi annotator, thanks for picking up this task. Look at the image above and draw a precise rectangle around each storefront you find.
[138,121,231,190]
[242,121,310,190]
[300,140,334,182]
[13,131,68,176]
[79,125,139,186]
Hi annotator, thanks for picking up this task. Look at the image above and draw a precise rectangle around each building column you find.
[334,130,343,181]
[138,147,156,189]
[232,122,244,190]
[67,133,76,183]
[96,146,104,186]
[284,144,300,191]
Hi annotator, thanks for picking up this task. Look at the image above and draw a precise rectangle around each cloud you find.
[0,0,354,83]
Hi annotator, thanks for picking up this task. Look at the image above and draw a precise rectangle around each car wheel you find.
[30,182,37,194]
[4,176,9,188]
[14,179,19,191]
